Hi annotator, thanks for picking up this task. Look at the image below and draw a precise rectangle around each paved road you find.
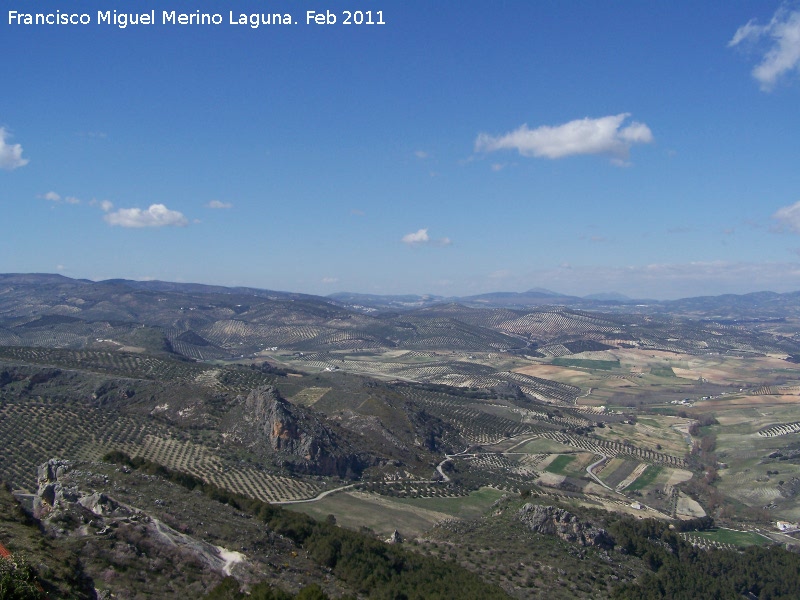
[585,454,610,489]
[436,459,452,482]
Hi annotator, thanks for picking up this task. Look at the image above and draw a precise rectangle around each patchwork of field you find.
[514,350,800,415]
[456,429,700,519]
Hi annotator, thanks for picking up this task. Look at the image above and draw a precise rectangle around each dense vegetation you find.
[0,554,41,600]
[0,483,95,599]
[607,516,800,599]
[204,579,339,600]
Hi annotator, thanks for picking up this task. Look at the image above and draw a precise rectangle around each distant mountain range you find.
[328,287,800,319]
[2,273,800,319]
[327,288,637,310]
[1,273,798,362]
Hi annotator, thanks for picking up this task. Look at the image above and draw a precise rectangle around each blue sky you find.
[2,1,800,299]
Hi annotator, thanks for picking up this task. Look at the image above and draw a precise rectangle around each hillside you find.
[3,275,800,597]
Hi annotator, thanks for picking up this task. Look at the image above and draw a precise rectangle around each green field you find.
[551,358,620,370]
[545,454,577,475]
[289,487,505,538]
[626,465,661,491]
[391,487,506,518]
[690,528,771,547]
[650,366,676,377]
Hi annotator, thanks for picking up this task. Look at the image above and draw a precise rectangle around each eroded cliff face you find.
[233,386,368,478]
[518,503,614,549]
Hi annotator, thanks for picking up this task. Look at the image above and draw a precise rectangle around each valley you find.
[2,274,800,597]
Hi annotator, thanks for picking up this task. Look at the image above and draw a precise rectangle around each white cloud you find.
[0,128,28,170]
[773,200,800,233]
[401,228,451,246]
[414,150,428,159]
[729,7,800,91]
[104,203,188,228]
[65,196,80,204]
[475,114,653,162]
[402,229,430,244]
[40,191,61,202]
[321,277,339,284]
[207,200,233,209]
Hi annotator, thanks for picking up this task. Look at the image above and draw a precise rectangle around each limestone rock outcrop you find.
[231,386,368,478]
[518,503,614,548]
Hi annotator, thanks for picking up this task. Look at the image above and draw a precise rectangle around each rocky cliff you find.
[518,503,614,548]
[228,386,369,478]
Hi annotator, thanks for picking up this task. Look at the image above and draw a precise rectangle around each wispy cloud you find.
[414,150,429,159]
[475,114,653,163]
[0,128,29,170]
[321,277,339,284]
[401,228,452,246]
[38,191,81,204]
[772,200,800,233]
[206,200,233,209]
[88,199,114,212]
[104,204,188,228]
[730,7,800,91]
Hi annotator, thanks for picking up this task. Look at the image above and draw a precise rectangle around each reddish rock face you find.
[238,386,366,478]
